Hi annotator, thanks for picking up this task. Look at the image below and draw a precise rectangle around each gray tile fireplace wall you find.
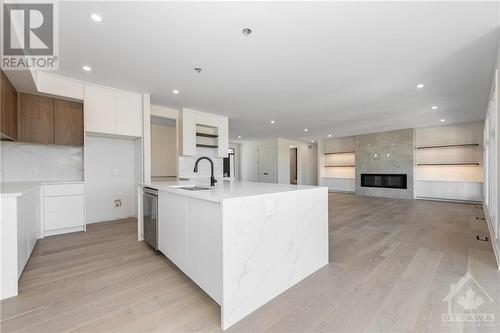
[355,128,414,199]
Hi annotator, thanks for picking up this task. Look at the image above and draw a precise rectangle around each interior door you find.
[257,142,276,183]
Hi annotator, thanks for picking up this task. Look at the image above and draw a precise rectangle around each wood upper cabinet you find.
[18,93,83,146]
[18,93,54,145]
[54,99,83,146]
[1,70,18,140]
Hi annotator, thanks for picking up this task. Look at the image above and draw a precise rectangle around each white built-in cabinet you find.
[17,188,40,277]
[84,84,143,137]
[180,108,228,157]
[43,183,85,236]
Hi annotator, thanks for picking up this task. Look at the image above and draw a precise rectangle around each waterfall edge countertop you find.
[0,181,85,197]
[142,180,325,203]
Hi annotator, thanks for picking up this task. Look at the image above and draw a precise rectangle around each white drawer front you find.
[44,195,84,231]
[44,184,84,197]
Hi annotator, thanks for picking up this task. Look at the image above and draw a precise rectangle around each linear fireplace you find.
[361,174,407,189]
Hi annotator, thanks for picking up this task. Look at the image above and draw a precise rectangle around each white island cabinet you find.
[140,180,329,330]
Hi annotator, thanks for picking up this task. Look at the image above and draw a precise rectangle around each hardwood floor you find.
[1,193,499,332]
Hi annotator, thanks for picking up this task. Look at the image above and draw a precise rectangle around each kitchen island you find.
[138,180,329,329]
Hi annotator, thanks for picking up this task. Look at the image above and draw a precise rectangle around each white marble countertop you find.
[142,180,324,203]
[0,180,84,197]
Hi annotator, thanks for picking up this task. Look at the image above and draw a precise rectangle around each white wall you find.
[0,142,83,182]
[240,138,318,185]
[85,135,138,223]
[151,123,177,177]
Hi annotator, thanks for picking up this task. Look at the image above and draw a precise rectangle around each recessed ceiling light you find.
[242,28,252,36]
[194,67,202,73]
[270,120,275,124]
[304,128,308,132]
[432,106,438,110]
[440,118,446,122]
[82,65,92,72]
[328,134,332,138]
[238,135,242,139]
[417,83,424,89]
[172,89,179,94]
[90,13,102,22]
[311,140,315,143]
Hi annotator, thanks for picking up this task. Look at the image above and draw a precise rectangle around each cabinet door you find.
[44,195,84,232]
[84,84,115,134]
[1,70,18,140]
[18,93,54,144]
[54,99,84,146]
[115,91,142,137]
[158,192,187,272]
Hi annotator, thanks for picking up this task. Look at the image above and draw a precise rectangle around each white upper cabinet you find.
[115,91,143,137]
[84,84,143,138]
[85,84,116,134]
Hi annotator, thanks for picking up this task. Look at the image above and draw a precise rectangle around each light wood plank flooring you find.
[1,193,499,332]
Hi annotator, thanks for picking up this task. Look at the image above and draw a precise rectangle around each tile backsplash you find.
[0,142,84,182]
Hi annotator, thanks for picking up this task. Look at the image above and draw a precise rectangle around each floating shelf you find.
[324,151,355,155]
[196,144,218,148]
[196,132,218,138]
[325,165,356,168]
[416,144,479,150]
[417,163,480,166]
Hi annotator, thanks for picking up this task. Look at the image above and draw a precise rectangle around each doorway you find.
[290,147,298,184]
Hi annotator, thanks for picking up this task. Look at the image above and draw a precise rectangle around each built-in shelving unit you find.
[324,151,355,155]
[325,165,356,167]
[416,143,479,150]
[196,144,218,148]
[196,132,218,138]
[417,163,480,166]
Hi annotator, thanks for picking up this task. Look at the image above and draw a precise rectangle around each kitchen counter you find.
[138,179,329,329]
[142,180,320,203]
[0,180,84,197]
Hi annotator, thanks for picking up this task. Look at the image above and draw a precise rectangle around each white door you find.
[257,142,276,183]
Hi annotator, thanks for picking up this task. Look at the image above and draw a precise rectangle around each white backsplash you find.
[0,142,83,182]
[178,147,223,181]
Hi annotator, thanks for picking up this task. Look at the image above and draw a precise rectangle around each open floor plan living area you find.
[1,1,499,332]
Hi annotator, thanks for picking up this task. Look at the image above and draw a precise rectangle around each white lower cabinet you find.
[158,192,188,271]
[415,181,483,202]
[17,187,40,277]
[43,183,85,236]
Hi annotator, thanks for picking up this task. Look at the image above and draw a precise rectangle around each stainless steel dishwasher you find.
[143,187,158,250]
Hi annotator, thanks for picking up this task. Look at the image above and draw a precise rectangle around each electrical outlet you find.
[114,199,122,208]
[30,168,39,176]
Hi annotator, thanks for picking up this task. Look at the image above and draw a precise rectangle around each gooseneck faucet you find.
[193,156,217,187]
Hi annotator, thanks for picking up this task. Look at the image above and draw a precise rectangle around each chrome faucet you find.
[193,156,217,187]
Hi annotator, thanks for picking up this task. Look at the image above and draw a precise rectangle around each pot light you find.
[90,13,102,22]
[432,106,438,110]
[304,128,308,132]
[238,135,242,139]
[440,118,446,123]
[194,67,202,73]
[311,140,315,143]
[82,65,92,72]
[270,120,275,124]
[328,134,332,138]
[417,83,424,89]
[172,89,179,94]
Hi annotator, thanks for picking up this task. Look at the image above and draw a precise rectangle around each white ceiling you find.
[55,1,499,142]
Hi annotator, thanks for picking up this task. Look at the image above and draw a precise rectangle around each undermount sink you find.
[176,186,212,191]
